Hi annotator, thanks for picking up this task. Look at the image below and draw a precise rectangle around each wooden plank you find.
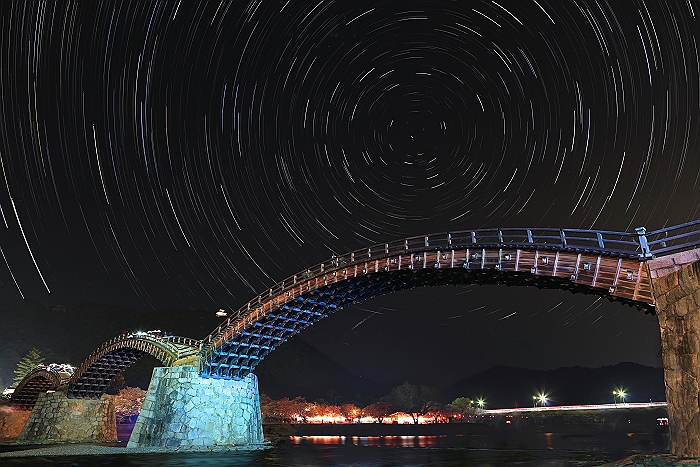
[536,252,554,276]
[500,249,518,272]
[517,250,536,272]
[574,254,599,286]
[554,253,577,279]
[483,248,498,269]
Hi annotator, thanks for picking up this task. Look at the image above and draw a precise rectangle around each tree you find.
[362,402,393,423]
[274,396,309,423]
[340,403,360,423]
[423,401,444,423]
[114,387,147,422]
[452,397,474,413]
[441,404,466,422]
[260,393,278,422]
[13,348,44,385]
[383,382,442,424]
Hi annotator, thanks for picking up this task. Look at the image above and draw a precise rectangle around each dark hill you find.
[442,362,665,408]
[254,338,381,403]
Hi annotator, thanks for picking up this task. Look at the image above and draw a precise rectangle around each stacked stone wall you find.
[0,406,31,440]
[16,392,116,443]
[127,366,264,447]
[650,258,700,456]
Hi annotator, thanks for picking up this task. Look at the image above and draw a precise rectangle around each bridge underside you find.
[11,373,62,410]
[66,335,200,400]
[67,348,146,399]
[202,247,654,379]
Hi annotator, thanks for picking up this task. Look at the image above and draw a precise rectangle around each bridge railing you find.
[645,219,700,256]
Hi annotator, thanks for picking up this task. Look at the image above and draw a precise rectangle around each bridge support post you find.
[650,251,700,457]
[127,366,265,448]
[16,392,116,443]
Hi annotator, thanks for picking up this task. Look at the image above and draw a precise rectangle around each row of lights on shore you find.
[528,388,628,408]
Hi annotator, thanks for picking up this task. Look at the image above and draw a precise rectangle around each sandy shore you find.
[0,443,270,457]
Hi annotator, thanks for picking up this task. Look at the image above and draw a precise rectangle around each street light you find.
[613,388,627,405]
[533,392,548,407]
[476,398,485,410]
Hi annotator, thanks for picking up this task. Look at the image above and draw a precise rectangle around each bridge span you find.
[8,219,700,455]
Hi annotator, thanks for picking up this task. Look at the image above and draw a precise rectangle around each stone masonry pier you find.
[649,249,700,457]
[127,366,264,448]
[16,392,116,443]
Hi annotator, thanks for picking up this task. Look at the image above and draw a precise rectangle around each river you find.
[1,408,671,467]
[0,429,668,466]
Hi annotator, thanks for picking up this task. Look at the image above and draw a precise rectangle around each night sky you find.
[1,0,697,388]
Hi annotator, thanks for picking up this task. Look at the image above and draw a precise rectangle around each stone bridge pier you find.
[650,249,700,457]
[16,392,116,443]
[127,366,264,448]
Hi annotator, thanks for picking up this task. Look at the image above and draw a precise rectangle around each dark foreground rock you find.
[602,453,700,466]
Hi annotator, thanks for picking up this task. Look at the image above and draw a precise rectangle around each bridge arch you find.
[200,226,663,380]
[65,332,200,399]
[10,367,72,410]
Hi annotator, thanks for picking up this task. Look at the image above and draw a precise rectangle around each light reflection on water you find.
[0,433,658,467]
[292,434,449,447]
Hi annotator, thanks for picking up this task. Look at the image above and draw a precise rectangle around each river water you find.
[0,433,663,467]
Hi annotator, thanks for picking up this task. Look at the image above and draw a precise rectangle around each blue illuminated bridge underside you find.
[200,253,652,380]
[200,218,700,381]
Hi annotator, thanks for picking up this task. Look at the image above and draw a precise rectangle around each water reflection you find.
[292,435,449,448]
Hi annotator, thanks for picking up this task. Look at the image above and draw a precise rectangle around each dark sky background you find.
[1,0,697,387]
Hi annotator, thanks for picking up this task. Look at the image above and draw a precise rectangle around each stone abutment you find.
[127,366,265,448]
[16,392,116,443]
[649,249,700,456]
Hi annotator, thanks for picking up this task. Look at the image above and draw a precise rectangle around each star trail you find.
[1,0,697,383]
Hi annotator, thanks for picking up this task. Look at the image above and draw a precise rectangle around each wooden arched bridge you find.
[10,332,199,409]
[198,221,700,379]
[10,219,700,455]
[12,220,700,400]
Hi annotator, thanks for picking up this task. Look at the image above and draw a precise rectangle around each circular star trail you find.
[0,1,696,379]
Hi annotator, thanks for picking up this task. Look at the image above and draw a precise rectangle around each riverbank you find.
[0,443,270,458]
